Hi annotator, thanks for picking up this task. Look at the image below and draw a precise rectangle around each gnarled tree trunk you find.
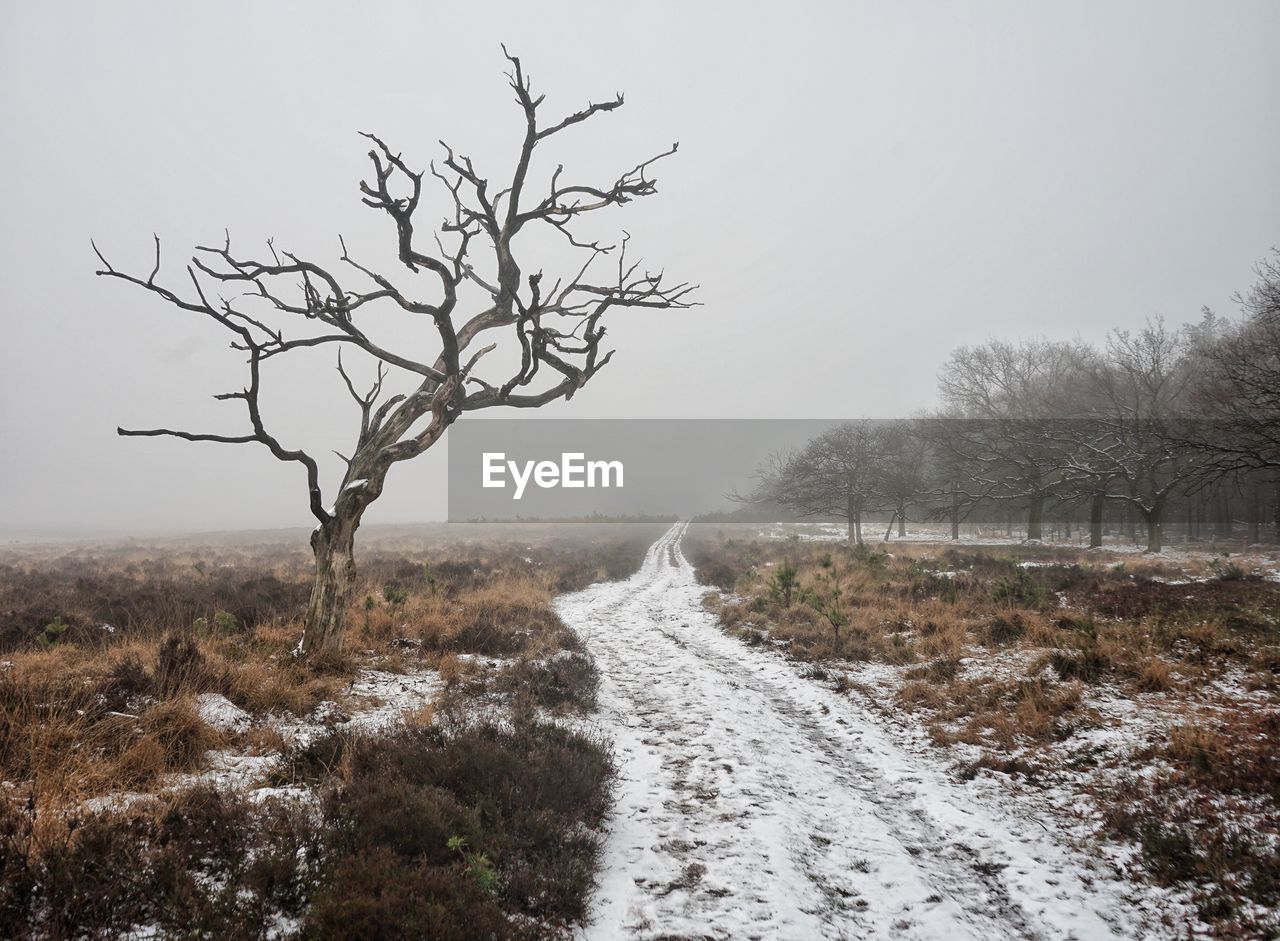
[1026,493,1044,541]
[1089,492,1105,548]
[1247,479,1261,545]
[1142,501,1164,554]
[950,485,960,540]
[1274,480,1280,543]
[846,491,864,546]
[301,510,363,655]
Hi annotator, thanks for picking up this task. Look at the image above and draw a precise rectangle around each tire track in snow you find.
[558,522,1178,941]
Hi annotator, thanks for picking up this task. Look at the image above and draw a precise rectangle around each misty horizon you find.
[2,1,1277,536]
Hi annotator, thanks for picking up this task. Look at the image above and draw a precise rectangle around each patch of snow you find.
[172,750,277,791]
[196,693,251,734]
[247,785,313,806]
[84,790,151,814]
[344,669,443,735]
[456,653,512,669]
[267,667,443,748]
[85,665,443,811]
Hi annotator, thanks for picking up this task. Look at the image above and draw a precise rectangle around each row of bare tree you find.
[747,252,1280,552]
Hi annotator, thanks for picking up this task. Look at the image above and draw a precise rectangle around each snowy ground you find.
[83,667,443,812]
[557,522,1191,941]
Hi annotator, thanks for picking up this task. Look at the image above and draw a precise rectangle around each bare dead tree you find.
[746,421,888,546]
[93,49,696,655]
[1051,318,1217,552]
[875,419,928,538]
[1192,252,1280,472]
[934,339,1095,541]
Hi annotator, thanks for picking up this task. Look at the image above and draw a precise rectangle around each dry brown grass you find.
[687,528,1279,706]
[0,522,663,938]
[0,523,663,816]
[686,524,1280,935]
[0,634,323,813]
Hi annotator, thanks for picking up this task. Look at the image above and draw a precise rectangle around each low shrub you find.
[990,568,1048,609]
[982,613,1026,646]
[140,699,223,772]
[307,848,508,941]
[422,596,563,657]
[494,652,599,712]
[153,633,214,697]
[0,787,319,939]
[313,718,614,935]
[1048,646,1110,684]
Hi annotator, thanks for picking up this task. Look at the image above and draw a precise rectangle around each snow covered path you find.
[556,522,1176,941]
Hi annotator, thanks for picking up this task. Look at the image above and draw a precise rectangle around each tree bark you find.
[301,511,362,655]
[1274,479,1280,543]
[950,486,960,541]
[1143,502,1164,553]
[1247,479,1260,545]
[1089,492,1104,548]
[1026,494,1044,541]
[1269,478,1280,545]
[897,500,907,537]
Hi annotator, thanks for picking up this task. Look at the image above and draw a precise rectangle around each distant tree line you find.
[746,251,1280,551]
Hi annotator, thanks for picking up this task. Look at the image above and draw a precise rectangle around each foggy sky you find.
[1,1,1277,537]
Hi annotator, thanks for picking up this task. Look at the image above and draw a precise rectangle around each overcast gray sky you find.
[1,1,1277,537]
